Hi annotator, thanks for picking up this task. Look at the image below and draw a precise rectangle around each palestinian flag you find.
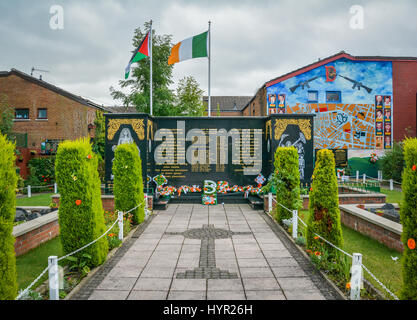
[168,31,208,65]
[125,31,150,79]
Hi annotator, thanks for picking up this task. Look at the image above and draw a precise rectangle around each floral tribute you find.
[370,152,378,163]
[153,174,168,187]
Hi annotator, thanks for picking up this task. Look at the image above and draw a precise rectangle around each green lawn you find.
[379,188,403,205]
[16,193,53,207]
[16,236,63,291]
[299,209,402,299]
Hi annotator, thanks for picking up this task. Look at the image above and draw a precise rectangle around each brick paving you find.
[71,203,343,300]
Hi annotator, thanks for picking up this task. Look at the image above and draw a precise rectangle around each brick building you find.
[203,96,251,116]
[243,51,417,152]
[0,68,106,177]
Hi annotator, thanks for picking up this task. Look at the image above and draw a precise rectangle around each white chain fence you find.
[16,200,148,300]
[270,196,399,300]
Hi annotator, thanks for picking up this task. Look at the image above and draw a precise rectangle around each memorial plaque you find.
[314,148,348,168]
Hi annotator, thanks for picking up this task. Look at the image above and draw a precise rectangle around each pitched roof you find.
[105,106,138,113]
[265,51,417,87]
[0,68,106,110]
[203,96,252,112]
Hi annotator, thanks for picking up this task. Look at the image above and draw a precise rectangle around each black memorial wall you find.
[105,113,314,189]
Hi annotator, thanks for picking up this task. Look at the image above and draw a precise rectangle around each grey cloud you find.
[0,0,416,105]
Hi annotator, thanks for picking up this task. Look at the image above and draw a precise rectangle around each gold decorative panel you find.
[107,119,145,140]
[274,119,311,141]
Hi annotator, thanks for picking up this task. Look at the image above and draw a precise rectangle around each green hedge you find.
[113,143,144,225]
[55,138,108,267]
[273,147,300,223]
[306,149,343,259]
[0,133,18,300]
[400,138,417,299]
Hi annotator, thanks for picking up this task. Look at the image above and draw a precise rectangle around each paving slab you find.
[71,204,344,300]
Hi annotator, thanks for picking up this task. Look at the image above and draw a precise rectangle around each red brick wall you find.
[14,220,60,256]
[0,74,98,151]
[392,61,417,140]
[52,194,153,212]
[340,207,403,252]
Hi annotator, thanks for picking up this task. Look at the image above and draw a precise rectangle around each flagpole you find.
[208,20,211,117]
[150,19,153,116]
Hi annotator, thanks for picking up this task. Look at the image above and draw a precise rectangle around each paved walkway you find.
[71,204,343,300]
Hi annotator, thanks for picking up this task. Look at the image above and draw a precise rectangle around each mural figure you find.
[278,131,307,180]
[110,127,140,180]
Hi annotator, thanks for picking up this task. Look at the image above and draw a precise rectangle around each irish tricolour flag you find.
[125,31,150,79]
[168,31,208,65]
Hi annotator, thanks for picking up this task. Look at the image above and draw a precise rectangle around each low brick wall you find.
[301,193,386,209]
[52,194,153,212]
[340,204,403,252]
[264,193,386,212]
[13,211,60,256]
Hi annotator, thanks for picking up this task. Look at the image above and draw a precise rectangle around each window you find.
[37,108,47,119]
[15,109,29,119]
[308,91,318,103]
[326,91,341,103]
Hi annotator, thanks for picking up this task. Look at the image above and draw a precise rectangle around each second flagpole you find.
[150,19,153,116]
[208,20,211,118]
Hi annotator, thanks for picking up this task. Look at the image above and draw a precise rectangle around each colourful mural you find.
[266,58,393,150]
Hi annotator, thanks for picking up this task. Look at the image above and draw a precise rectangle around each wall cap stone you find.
[340,204,402,235]
[13,211,59,237]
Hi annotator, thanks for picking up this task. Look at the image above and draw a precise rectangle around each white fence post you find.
[362,174,366,184]
[118,211,123,241]
[378,170,382,181]
[144,194,149,220]
[54,182,58,194]
[268,193,272,213]
[350,253,363,300]
[292,210,298,239]
[390,179,394,191]
[48,256,59,300]
[28,185,31,198]
[356,170,359,181]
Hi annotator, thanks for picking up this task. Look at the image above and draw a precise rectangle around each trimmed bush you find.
[400,138,417,299]
[273,147,301,223]
[381,141,404,183]
[55,138,108,267]
[0,133,18,300]
[306,149,343,259]
[113,143,144,225]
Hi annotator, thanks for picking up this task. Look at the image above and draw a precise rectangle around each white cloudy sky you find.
[0,0,416,106]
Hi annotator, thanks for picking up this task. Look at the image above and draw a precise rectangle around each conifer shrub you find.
[306,149,343,260]
[112,143,144,225]
[55,138,108,267]
[273,147,301,223]
[0,134,18,300]
[400,138,417,299]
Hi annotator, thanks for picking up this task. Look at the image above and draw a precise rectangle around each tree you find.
[0,95,14,137]
[272,147,301,223]
[174,76,205,116]
[0,133,18,300]
[306,149,343,259]
[381,141,404,182]
[55,138,108,267]
[110,22,175,116]
[400,138,417,299]
[113,143,144,225]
